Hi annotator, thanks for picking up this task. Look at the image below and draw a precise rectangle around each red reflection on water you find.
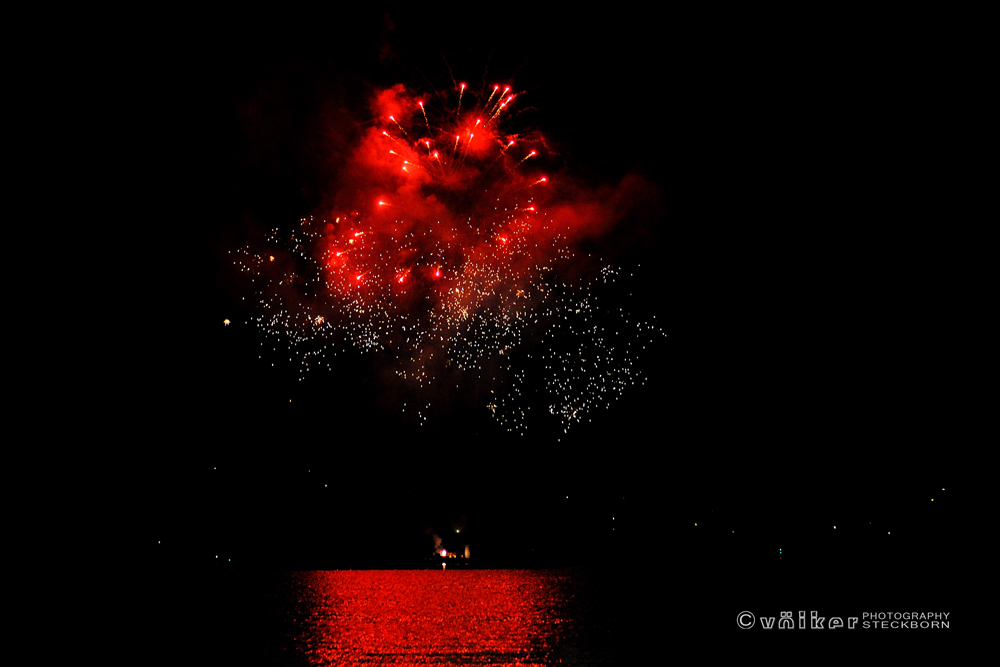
[285,570,582,666]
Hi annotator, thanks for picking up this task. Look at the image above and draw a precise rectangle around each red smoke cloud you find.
[314,83,657,310]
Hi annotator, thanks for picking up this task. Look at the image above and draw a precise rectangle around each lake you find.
[167,569,630,665]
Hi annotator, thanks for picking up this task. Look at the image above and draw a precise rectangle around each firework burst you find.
[232,79,664,433]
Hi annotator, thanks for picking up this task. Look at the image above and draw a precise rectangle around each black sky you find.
[122,9,964,572]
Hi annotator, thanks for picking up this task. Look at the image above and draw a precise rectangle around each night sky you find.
[123,9,963,650]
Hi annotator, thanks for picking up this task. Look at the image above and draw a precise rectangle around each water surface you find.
[222,569,618,665]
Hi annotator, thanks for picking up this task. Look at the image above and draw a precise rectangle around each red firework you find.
[233,76,663,432]
[314,81,556,331]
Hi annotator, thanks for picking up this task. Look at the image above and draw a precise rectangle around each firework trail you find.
[232,79,664,434]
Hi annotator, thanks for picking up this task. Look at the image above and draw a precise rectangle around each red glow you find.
[287,571,582,664]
